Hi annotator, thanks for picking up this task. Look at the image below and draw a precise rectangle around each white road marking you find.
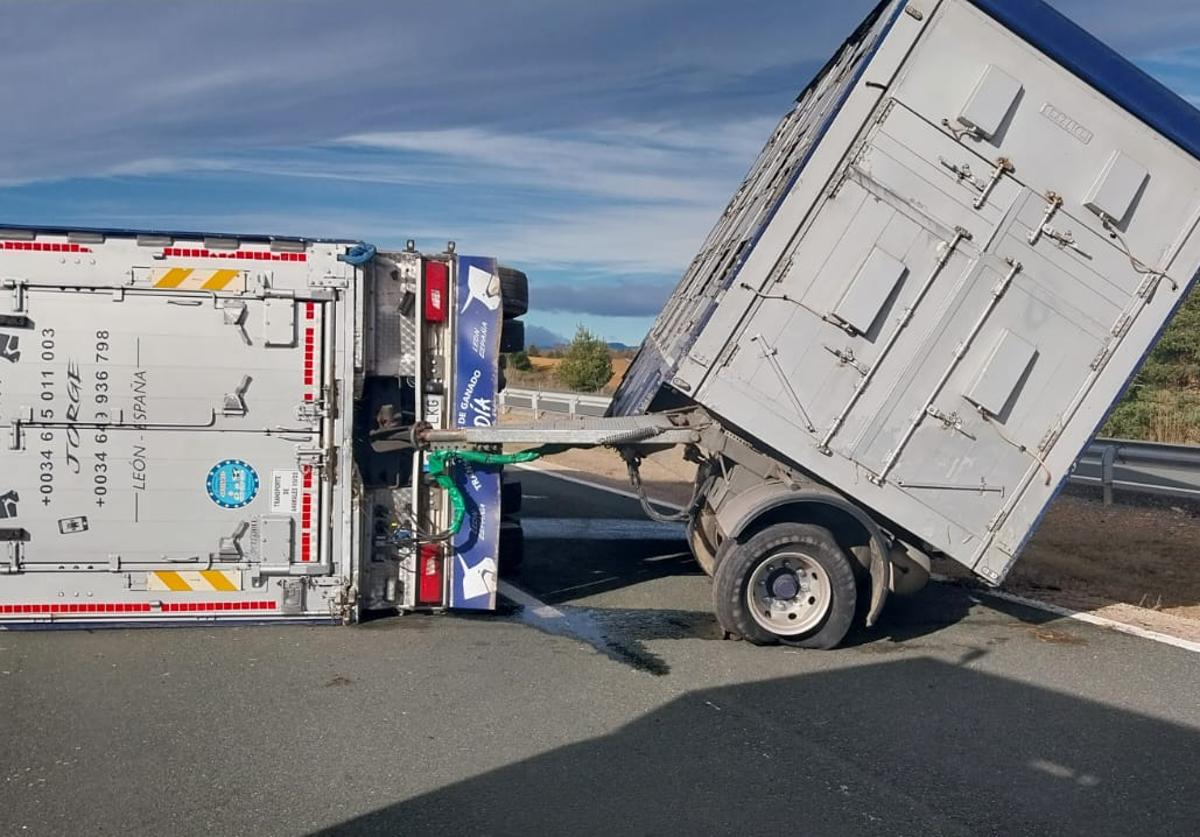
[521,464,1200,655]
[958,582,1200,655]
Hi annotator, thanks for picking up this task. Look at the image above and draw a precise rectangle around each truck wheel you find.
[687,507,719,576]
[500,319,524,353]
[712,522,856,649]
[501,477,522,516]
[498,266,529,319]
[498,520,525,572]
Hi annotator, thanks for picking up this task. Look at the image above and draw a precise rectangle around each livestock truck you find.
[2,0,1198,649]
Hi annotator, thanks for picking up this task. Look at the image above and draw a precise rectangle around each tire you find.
[498,266,529,319]
[712,522,857,649]
[498,520,525,572]
[500,319,525,354]
[498,369,507,392]
[501,477,522,516]
[687,507,719,577]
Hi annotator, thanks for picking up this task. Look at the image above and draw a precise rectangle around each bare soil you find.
[502,408,1200,638]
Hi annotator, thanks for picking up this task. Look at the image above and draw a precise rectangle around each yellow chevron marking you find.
[148,570,242,592]
[155,268,193,289]
[151,268,245,292]
[200,269,241,291]
[200,569,238,592]
[154,571,191,592]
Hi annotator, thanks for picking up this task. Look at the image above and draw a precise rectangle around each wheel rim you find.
[746,550,832,636]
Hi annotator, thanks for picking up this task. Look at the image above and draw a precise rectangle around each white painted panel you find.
[832,248,908,334]
[958,64,1023,139]
[964,328,1038,417]
[1084,150,1149,224]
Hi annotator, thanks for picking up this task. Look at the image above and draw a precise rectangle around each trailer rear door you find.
[0,274,340,621]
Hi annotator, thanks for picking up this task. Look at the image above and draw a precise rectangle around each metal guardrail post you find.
[1101,444,1116,506]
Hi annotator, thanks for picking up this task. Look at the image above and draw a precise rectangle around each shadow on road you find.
[312,656,1198,836]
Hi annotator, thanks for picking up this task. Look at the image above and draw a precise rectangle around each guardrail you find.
[499,388,1200,504]
[1072,438,1200,504]
[500,387,611,418]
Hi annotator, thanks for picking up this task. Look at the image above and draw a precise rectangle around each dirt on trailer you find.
[503,408,1200,640]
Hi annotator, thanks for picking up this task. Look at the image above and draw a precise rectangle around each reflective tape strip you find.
[148,570,242,592]
[155,268,193,289]
[152,268,245,292]
[200,269,241,290]
[2,241,92,254]
[160,600,277,613]
[162,247,305,263]
[1,603,151,614]
[200,570,239,591]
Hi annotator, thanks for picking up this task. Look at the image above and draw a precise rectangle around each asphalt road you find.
[2,469,1199,836]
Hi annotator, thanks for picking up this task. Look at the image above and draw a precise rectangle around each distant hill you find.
[606,341,636,351]
[524,324,567,349]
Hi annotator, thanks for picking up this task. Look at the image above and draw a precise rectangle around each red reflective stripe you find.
[1,602,152,614]
[159,601,277,613]
[160,247,306,262]
[2,241,91,253]
[303,327,317,391]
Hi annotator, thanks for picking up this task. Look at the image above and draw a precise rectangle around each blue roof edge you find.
[0,222,359,246]
[966,0,1200,162]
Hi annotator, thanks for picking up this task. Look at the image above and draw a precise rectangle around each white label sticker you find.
[271,470,302,515]
[424,394,444,425]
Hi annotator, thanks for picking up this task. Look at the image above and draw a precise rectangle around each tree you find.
[557,326,613,393]
[527,344,541,358]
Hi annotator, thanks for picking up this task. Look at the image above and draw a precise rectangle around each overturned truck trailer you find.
[0,231,530,625]
[610,0,1200,644]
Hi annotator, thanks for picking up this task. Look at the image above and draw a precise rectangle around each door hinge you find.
[1090,340,1113,371]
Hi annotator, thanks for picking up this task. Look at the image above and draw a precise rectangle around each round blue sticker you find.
[206,459,260,509]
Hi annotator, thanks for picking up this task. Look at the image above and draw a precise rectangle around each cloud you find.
[0,0,876,185]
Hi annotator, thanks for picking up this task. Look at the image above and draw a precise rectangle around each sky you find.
[2,1,1200,346]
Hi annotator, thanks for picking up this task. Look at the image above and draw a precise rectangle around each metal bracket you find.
[974,157,1014,209]
[1027,193,1063,245]
[7,279,27,313]
[1039,226,1092,259]
[297,400,327,423]
[939,157,985,192]
[217,521,248,560]
[222,375,251,417]
[926,406,976,440]
[223,302,250,345]
[311,273,350,289]
[824,345,867,376]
